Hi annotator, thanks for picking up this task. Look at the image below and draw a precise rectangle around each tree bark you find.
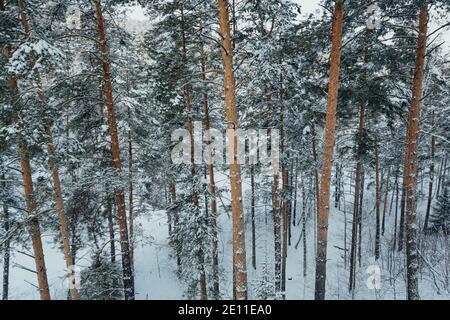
[169,183,181,267]
[2,173,10,300]
[107,196,116,263]
[403,5,428,300]
[201,50,220,299]
[266,83,281,295]
[93,0,134,300]
[180,5,207,300]
[251,165,256,270]
[17,0,79,299]
[217,0,248,300]
[375,148,381,260]
[382,169,390,236]
[314,0,344,300]
[280,74,288,300]
[423,111,436,232]
[349,99,365,293]
[4,41,50,300]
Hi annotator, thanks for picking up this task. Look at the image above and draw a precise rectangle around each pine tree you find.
[217,0,248,300]
[315,0,344,301]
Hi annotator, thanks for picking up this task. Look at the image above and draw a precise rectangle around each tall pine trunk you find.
[93,0,134,300]
[402,5,428,300]
[315,0,344,300]
[18,0,79,299]
[217,0,248,300]
[4,42,50,300]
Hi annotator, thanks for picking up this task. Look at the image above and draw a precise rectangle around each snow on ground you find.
[1,169,448,299]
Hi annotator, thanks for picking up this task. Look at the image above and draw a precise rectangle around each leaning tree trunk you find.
[4,42,50,300]
[93,0,134,300]
[402,5,428,301]
[314,0,344,301]
[217,0,248,300]
[423,111,436,232]
[18,0,79,299]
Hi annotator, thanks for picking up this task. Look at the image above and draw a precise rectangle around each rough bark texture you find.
[217,0,248,300]
[403,5,428,301]
[93,0,134,300]
[314,0,344,301]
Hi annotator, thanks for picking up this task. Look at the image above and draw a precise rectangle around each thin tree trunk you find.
[315,0,344,300]
[375,148,381,260]
[311,125,320,223]
[107,196,116,263]
[293,162,298,227]
[302,178,307,277]
[217,0,248,300]
[349,99,365,293]
[382,169,390,236]
[4,41,50,300]
[266,83,282,294]
[403,5,428,300]
[393,172,399,251]
[423,112,435,232]
[2,173,10,300]
[127,105,134,273]
[201,50,220,298]
[93,0,134,299]
[180,5,207,300]
[358,170,365,267]
[18,0,79,299]
[436,155,445,197]
[280,73,288,300]
[169,183,181,267]
[251,165,256,270]
[398,178,406,252]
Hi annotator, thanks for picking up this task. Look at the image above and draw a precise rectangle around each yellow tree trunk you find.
[217,0,248,300]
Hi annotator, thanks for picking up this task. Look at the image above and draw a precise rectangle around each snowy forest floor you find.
[1,171,449,300]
